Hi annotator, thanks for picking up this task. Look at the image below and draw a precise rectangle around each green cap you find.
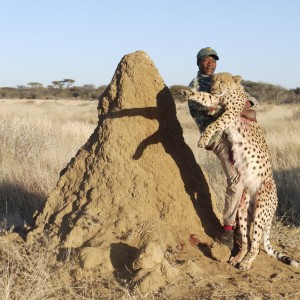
[196,47,219,61]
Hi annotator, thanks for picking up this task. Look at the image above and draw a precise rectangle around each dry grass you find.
[0,233,131,300]
[0,234,66,300]
[0,99,98,229]
[0,99,299,299]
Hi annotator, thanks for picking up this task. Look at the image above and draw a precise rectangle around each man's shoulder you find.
[189,78,198,89]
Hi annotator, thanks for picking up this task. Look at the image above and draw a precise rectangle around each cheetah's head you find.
[210,72,243,97]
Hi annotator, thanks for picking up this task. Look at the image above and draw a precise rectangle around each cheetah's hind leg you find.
[237,184,273,270]
[229,191,251,267]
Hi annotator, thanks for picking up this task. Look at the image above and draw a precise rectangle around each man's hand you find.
[241,100,257,122]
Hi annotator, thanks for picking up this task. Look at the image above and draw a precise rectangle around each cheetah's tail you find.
[275,252,299,267]
[263,225,299,267]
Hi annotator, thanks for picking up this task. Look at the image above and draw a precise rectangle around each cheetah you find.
[180,72,299,270]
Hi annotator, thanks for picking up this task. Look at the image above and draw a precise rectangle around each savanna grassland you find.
[0,98,299,299]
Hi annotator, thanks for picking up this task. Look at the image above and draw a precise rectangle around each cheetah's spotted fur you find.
[180,72,299,270]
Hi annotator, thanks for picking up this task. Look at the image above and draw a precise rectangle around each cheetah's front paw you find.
[178,89,193,100]
[237,259,252,271]
[229,256,240,267]
[197,135,210,148]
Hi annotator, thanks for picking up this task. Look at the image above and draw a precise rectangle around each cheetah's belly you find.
[226,122,272,195]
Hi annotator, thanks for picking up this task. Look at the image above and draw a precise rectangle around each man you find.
[188,47,257,249]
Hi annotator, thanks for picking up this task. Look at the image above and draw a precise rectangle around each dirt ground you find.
[145,240,300,299]
[24,51,300,300]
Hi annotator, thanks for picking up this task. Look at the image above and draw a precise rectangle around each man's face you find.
[199,56,217,76]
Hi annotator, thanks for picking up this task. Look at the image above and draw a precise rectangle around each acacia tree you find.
[63,79,75,88]
[51,79,75,90]
[27,82,43,88]
[51,80,65,90]
[51,80,65,96]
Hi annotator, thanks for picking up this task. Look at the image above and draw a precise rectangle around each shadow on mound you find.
[132,86,221,238]
[92,85,221,240]
[110,242,139,281]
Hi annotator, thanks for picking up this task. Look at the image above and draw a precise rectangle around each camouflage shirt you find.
[188,72,225,133]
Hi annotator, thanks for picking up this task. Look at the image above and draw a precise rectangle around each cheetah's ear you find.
[233,75,242,84]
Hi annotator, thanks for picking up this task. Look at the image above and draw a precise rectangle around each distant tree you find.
[51,80,66,96]
[69,86,81,98]
[294,87,300,95]
[27,82,43,88]
[83,84,96,89]
[81,84,96,99]
[63,79,75,88]
[52,80,65,90]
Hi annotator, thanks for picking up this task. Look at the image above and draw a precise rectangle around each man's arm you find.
[241,93,259,122]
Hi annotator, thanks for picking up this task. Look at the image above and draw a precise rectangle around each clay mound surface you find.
[27,50,222,293]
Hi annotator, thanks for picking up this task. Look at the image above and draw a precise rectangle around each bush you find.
[0,84,107,101]
[242,80,300,104]
[1,79,300,104]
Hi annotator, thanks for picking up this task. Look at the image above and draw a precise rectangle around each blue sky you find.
[1,0,300,89]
